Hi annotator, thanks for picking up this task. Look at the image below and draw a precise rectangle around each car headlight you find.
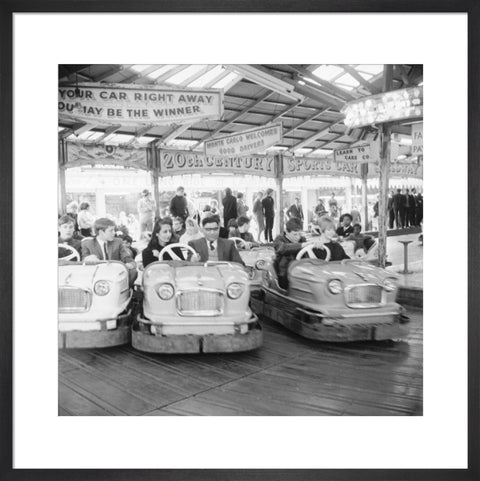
[94,280,111,296]
[327,279,343,294]
[255,259,266,270]
[227,282,245,299]
[156,283,175,300]
[383,278,397,292]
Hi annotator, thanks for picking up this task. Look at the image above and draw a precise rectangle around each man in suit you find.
[187,215,244,265]
[82,218,137,285]
[262,188,275,242]
[393,188,405,229]
[286,197,304,223]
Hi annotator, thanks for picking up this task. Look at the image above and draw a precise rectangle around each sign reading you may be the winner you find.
[204,123,283,156]
[58,83,224,126]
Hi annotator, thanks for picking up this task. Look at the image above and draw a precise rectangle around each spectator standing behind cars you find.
[188,215,244,265]
[262,188,275,242]
[169,186,189,221]
[407,188,417,227]
[393,188,405,229]
[387,191,395,229]
[77,202,95,237]
[252,191,265,242]
[137,189,156,235]
[328,193,338,219]
[286,197,304,223]
[66,201,79,232]
[415,191,423,226]
[142,217,184,267]
[236,192,249,217]
[314,197,327,217]
[222,187,237,228]
[82,218,137,286]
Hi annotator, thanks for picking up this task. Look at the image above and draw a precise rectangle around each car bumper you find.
[132,314,263,353]
[58,309,132,349]
[251,290,410,342]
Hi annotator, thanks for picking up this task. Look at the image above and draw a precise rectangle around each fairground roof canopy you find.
[58,64,423,157]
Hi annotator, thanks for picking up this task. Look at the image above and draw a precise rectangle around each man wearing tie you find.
[188,215,244,265]
[81,218,137,285]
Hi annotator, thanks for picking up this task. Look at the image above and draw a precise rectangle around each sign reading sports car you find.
[59,83,224,126]
[204,122,283,157]
[159,149,277,177]
[282,155,362,178]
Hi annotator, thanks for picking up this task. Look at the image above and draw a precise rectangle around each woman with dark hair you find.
[77,202,95,237]
[142,217,184,267]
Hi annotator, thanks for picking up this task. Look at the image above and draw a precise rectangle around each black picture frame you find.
[1,1,478,480]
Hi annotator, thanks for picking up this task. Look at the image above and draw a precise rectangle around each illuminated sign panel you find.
[342,86,423,128]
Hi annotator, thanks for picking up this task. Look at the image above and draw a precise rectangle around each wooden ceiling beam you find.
[94,65,133,82]
[289,120,343,152]
[120,65,165,84]
[338,65,382,95]
[93,125,122,144]
[290,65,358,101]
[153,65,190,84]
[157,123,194,147]
[190,91,272,149]
[269,100,302,122]
[283,108,331,136]
[179,65,215,87]
[122,124,154,146]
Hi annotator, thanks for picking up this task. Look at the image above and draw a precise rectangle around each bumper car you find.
[58,248,133,349]
[132,243,263,354]
[250,243,409,342]
[229,237,275,291]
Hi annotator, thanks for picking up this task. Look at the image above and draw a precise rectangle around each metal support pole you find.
[361,164,369,231]
[377,65,394,268]
[398,240,413,274]
[151,168,160,219]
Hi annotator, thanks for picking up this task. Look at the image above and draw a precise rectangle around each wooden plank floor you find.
[59,308,423,416]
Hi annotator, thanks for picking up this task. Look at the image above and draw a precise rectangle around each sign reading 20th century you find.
[58,83,224,126]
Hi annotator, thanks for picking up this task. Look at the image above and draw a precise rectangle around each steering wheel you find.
[157,243,198,261]
[296,243,331,261]
[229,237,247,249]
[58,243,80,262]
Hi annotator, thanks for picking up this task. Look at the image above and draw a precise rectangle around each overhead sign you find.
[283,156,362,178]
[159,150,277,177]
[342,86,423,128]
[58,83,224,126]
[66,141,148,168]
[333,144,376,163]
[367,161,423,179]
[204,122,283,157]
[412,122,423,156]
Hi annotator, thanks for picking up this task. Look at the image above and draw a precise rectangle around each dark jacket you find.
[336,225,354,237]
[222,194,237,226]
[170,195,188,219]
[187,237,244,265]
[286,203,304,221]
[273,233,307,282]
[262,196,275,218]
[142,243,184,267]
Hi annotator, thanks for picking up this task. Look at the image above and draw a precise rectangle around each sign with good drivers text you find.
[204,123,283,157]
[59,83,224,126]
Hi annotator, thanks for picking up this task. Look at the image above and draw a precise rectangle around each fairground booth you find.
[58,64,423,265]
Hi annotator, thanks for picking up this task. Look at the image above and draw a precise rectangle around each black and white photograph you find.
[57,63,424,416]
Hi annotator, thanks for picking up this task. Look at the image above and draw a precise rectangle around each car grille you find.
[177,290,224,316]
[345,285,383,308]
[59,287,92,312]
